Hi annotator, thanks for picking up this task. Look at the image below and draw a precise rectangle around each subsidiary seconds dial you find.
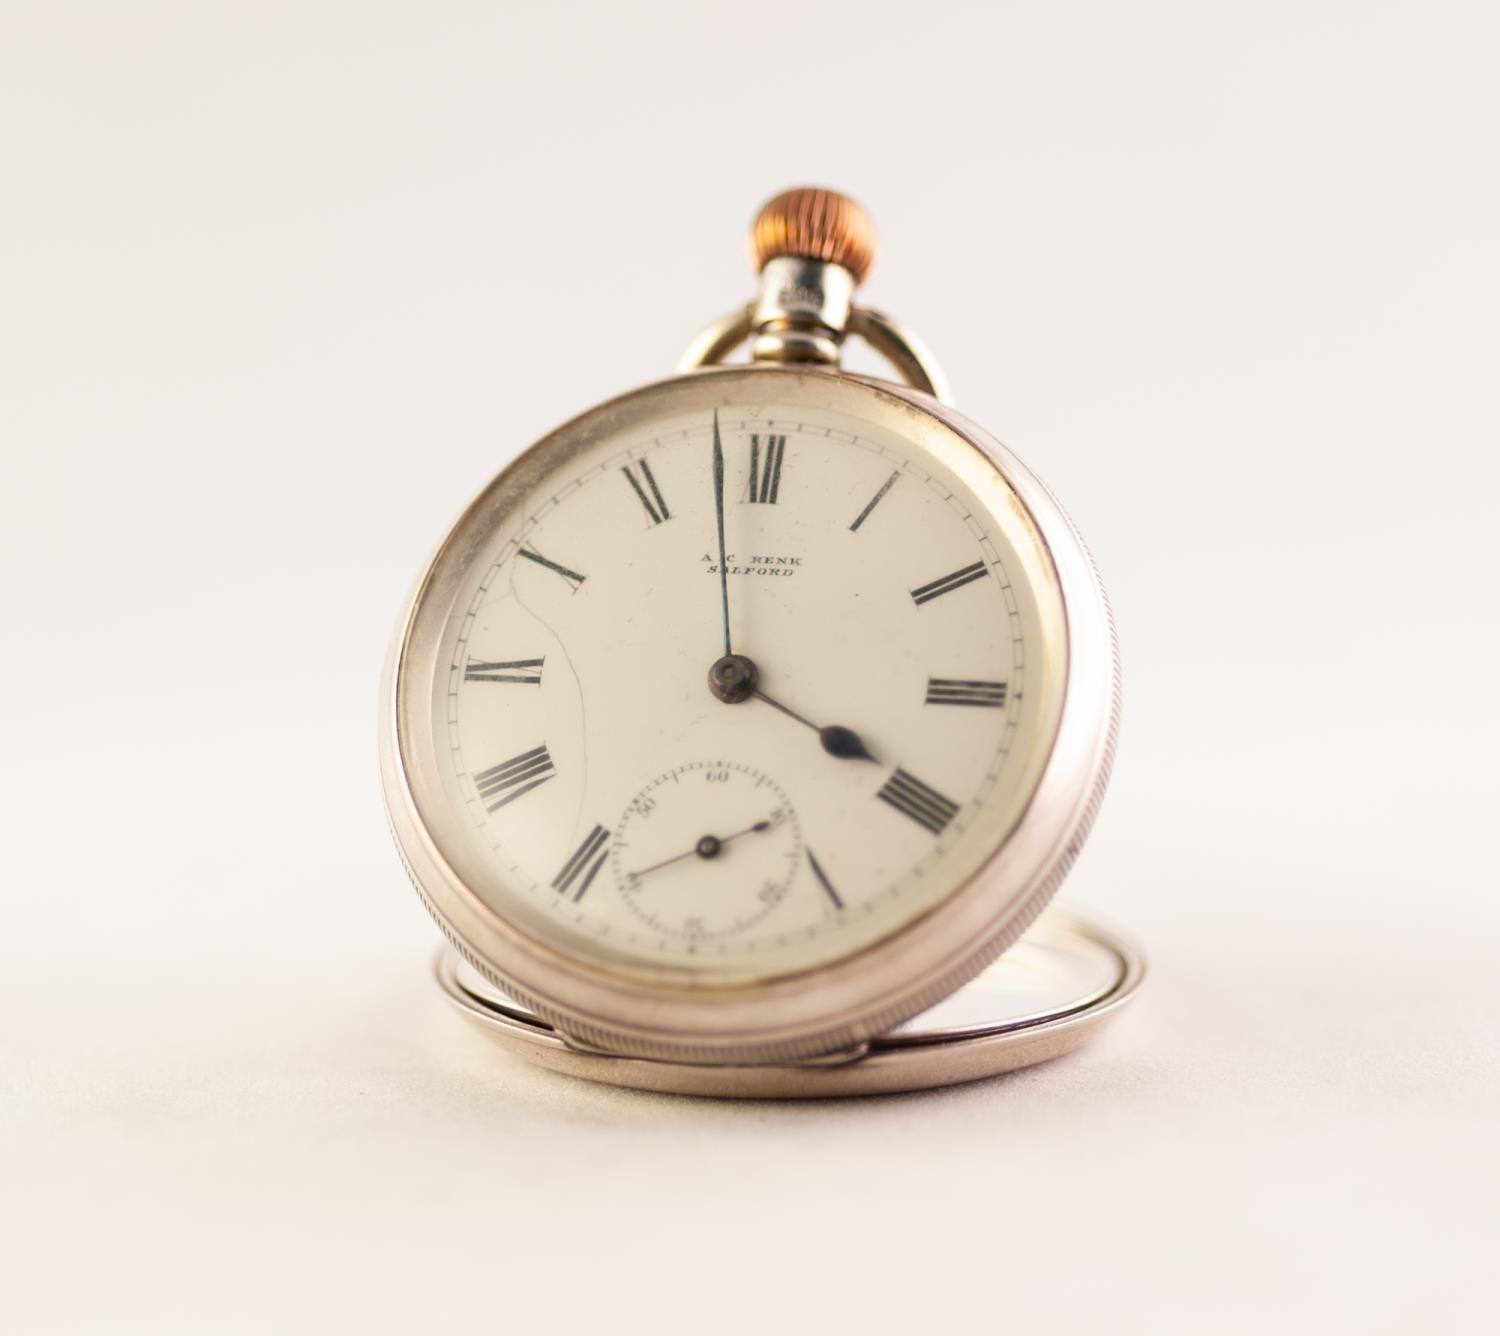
[612,762,803,942]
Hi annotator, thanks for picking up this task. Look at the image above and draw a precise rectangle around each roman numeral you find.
[748,433,786,503]
[910,560,988,607]
[622,459,670,525]
[465,657,544,685]
[518,545,585,592]
[474,745,555,811]
[553,824,608,901]
[849,470,898,532]
[807,849,844,910]
[877,767,960,835]
[925,677,1007,708]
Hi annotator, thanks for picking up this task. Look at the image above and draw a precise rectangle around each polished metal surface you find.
[434,907,1145,1098]
[673,304,754,375]
[677,302,954,404]
[749,255,854,366]
[848,307,954,406]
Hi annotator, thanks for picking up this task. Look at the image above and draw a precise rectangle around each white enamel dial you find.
[415,385,1069,987]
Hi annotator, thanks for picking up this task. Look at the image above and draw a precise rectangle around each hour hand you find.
[817,724,878,763]
[752,688,879,764]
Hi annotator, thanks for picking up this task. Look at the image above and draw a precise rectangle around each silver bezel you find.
[380,364,1119,1065]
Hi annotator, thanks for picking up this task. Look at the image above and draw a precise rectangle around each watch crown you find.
[749,187,876,285]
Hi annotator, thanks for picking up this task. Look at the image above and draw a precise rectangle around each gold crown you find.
[749,187,876,284]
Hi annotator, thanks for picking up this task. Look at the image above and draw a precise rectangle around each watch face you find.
[390,367,1084,995]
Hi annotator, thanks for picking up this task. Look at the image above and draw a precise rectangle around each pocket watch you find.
[380,187,1144,1096]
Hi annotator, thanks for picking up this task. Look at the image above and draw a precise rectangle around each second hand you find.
[630,819,773,882]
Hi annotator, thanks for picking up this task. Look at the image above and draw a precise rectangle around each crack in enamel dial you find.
[411,381,1071,990]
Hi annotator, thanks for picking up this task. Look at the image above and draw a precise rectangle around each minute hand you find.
[712,409,733,657]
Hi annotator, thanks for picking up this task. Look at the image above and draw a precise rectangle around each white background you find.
[3,2,1497,1332]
